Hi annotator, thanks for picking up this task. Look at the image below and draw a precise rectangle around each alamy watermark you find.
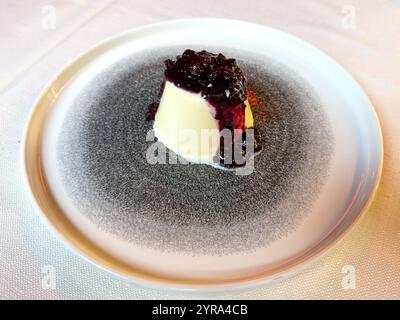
[145,128,256,175]
[341,5,356,30]
[41,5,57,30]
[41,265,56,290]
[341,264,356,290]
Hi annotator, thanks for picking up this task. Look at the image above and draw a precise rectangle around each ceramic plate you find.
[22,18,383,290]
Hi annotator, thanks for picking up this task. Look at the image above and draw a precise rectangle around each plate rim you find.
[21,17,384,291]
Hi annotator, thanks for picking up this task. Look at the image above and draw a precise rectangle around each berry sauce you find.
[147,49,262,168]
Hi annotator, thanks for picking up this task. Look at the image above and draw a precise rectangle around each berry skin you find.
[164,49,247,106]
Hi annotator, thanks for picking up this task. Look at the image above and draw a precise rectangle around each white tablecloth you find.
[1,0,399,299]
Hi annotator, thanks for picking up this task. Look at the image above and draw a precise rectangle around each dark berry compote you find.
[147,49,262,168]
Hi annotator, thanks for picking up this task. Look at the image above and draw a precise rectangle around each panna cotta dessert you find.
[146,49,261,168]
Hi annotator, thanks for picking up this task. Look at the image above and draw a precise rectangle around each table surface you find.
[1,0,399,299]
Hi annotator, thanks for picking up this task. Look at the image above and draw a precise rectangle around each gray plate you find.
[56,48,332,254]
